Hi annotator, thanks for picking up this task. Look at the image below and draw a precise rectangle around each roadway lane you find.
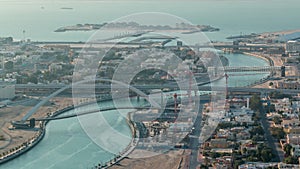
[260,107,284,162]
[189,102,205,169]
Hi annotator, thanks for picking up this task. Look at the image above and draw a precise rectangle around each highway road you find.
[260,107,284,162]
[188,102,206,169]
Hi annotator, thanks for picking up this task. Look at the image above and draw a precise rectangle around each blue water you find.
[0,0,295,168]
[0,0,299,42]
[214,53,270,87]
[1,101,134,169]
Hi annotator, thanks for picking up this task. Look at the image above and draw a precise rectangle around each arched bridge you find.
[32,106,177,121]
[20,78,162,122]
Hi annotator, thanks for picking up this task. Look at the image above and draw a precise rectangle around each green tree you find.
[270,127,285,140]
[269,82,274,86]
[233,160,243,169]
[4,61,14,70]
[272,116,282,125]
[284,144,293,156]
[284,156,299,164]
[250,94,262,111]
[55,55,69,63]
[261,147,273,162]
[250,126,264,137]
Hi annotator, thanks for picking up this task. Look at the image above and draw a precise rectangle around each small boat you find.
[60,7,73,10]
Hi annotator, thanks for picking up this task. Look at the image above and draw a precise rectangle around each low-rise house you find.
[274,98,293,113]
[229,98,246,109]
[291,145,300,157]
[211,148,233,154]
[283,126,300,134]
[209,138,229,148]
[282,118,300,128]
[240,142,258,155]
[212,156,232,169]
[278,162,300,169]
[215,129,232,139]
[286,134,300,145]
[236,130,251,140]
[235,114,254,125]
[239,162,278,169]
[229,107,254,117]
[292,101,300,113]
[276,80,300,90]
[48,63,63,72]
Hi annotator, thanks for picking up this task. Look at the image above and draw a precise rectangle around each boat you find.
[60,7,73,10]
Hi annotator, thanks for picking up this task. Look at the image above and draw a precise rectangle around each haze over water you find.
[0,0,300,41]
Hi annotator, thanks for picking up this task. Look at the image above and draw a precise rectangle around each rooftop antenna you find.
[22,30,26,42]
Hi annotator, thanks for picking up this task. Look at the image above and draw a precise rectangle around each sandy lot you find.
[110,149,191,169]
[0,97,73,155]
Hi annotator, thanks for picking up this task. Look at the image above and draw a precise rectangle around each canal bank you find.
[242,52,274,66]
[91,111,139,169]
[0,103,80,165]
[0,105,74,164]
[1,53,271,169]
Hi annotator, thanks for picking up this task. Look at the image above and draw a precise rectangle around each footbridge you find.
[224,66,282,72]
[208,66,286,73]
[31,106,177,121]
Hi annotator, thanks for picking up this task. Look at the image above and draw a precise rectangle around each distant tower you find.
[173,93,178,113]
[246,98,250,109]
[177,41,183,47]
[1,55,4,70]
[281,66,285,77]
[225,73,229,99]
[22,30,26,42]
[29,118,35,128]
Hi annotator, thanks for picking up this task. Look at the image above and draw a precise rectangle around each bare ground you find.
[0,97,73,155]
[109,149,191,169]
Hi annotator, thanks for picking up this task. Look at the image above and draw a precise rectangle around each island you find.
[54,22,219,33]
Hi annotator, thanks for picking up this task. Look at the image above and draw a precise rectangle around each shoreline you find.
[240,52,274,87]
[241,52,273,66]
[97,111,139,169]
[0,105,74,164]
[0,98,140,168]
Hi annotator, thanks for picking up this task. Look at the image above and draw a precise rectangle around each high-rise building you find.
[286,40,300,53]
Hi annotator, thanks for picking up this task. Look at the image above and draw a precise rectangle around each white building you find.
[48,63,63,72]
[230,107,254,117]
[274,98,293,113]
[286,40,300,53]
[278,162,300,169]
[235,114,254,124]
